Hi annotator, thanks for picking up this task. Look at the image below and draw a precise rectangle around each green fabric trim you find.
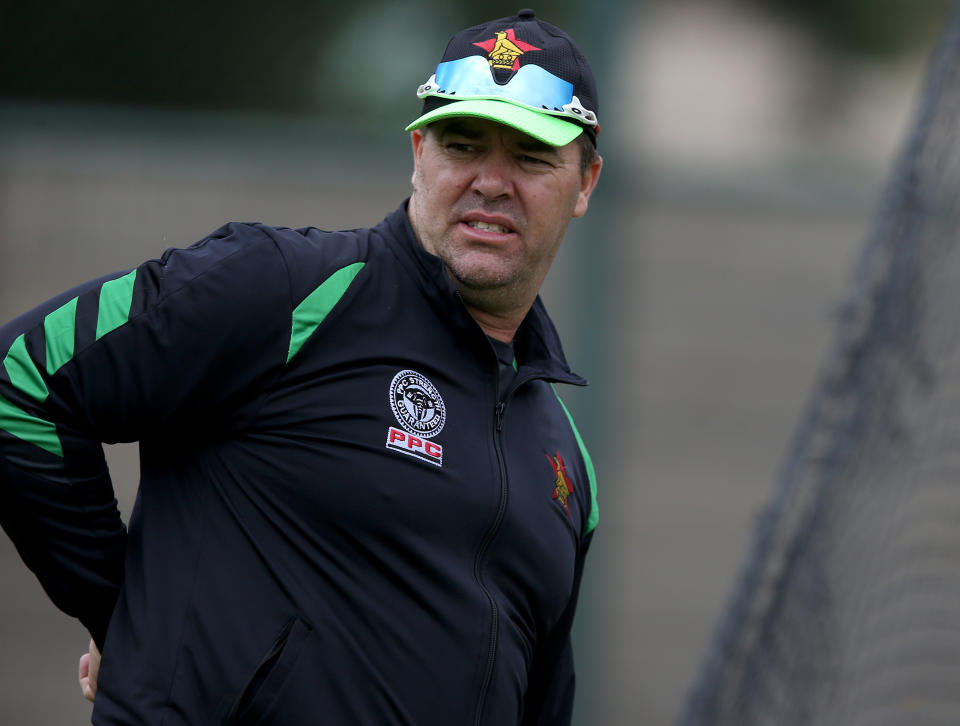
[552,385,599,534]
[96,270,137,340]
[287,262,365,363]
[44,297,78,375]
[3,334,49,402]
[0,392,63,457]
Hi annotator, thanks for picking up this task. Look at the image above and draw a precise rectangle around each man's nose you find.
[470,150,514,200]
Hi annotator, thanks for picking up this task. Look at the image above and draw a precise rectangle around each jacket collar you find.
[377,202,587,387]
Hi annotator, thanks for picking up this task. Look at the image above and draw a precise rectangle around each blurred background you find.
[0,0,955,723]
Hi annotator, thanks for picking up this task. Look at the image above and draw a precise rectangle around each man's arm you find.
[0,273,133,648]
[0,223,292,648]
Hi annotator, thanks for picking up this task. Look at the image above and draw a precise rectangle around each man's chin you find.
[449,267,514,293]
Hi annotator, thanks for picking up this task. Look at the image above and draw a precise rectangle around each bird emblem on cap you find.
[473,28,541,71]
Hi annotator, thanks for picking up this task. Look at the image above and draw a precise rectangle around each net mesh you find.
[678,5,960,725]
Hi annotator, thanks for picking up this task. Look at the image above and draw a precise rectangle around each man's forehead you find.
[431,118,559,151]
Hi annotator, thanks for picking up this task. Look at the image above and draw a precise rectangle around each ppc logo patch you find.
[386,369,446,467]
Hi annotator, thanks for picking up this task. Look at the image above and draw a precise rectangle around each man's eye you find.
[446,142,475,152]
[521,155,552,166]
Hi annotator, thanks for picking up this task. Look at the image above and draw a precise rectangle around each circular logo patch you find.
[389,369,446,438]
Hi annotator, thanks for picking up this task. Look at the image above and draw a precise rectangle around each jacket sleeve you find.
[0,223,291,648]
[521,529,594,726]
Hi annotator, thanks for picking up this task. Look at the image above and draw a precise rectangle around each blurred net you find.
[678,4,960,726]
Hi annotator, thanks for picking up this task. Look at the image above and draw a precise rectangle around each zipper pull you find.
[495,402,505,432]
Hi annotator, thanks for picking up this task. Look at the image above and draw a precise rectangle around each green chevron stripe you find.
[287,262,365,363]
[553,386,599,535]
[0,393,63,457]
[44,297,78,375]
[96,270,137,340]
[2,334,49,402]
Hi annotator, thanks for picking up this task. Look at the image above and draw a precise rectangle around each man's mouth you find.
[466,220,512,234]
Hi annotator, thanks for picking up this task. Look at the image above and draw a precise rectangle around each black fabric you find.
[489,335,517,393]
[0,204,596,726]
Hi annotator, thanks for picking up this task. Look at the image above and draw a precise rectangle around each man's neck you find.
[468,306,519,343]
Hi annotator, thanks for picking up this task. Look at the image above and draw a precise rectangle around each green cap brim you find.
[405,99,583,147]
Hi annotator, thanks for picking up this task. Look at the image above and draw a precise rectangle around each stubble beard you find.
[443,237,562,324]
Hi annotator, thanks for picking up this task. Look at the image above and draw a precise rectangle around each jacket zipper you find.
[472,372,544,723]
[472,373,511,725]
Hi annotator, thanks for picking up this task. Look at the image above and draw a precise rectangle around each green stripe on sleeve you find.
[96,270,137,340]
[287,262,365,363]
[552,386,599,535]
[44,297,78,375]
[2,334,49,402]
[0,393,63,457]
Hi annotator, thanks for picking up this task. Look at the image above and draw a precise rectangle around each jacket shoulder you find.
[250,224,381,307]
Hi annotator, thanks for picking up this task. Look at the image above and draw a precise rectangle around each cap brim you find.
[405,99,583,147]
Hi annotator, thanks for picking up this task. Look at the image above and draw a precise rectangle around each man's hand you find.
[78,638,101,703]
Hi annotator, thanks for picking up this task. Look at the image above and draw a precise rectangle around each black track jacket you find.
[0,203,598,725]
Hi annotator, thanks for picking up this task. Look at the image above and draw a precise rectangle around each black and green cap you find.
[405,9,600,147]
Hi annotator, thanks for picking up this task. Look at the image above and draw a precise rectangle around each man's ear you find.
[410,129,426,185]
[573,154,603,219]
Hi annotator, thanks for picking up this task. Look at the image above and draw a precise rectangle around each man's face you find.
[408,118,601,315]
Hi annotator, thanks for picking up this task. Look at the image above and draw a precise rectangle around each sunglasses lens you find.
[434,56,573,111]
[419,56,596,127]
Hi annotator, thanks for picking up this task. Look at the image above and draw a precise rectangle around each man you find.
[1,8,602,724]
